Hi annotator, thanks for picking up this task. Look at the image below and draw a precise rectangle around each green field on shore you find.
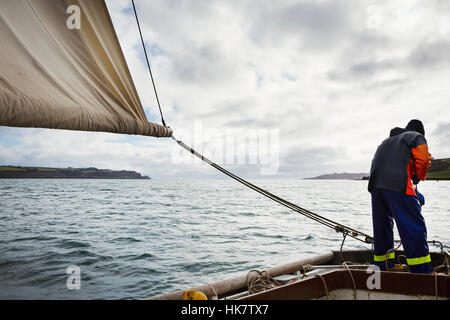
[427,158,450,180]
[0,166,149,179]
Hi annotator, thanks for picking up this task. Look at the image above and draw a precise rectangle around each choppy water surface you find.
[0,179,448,299]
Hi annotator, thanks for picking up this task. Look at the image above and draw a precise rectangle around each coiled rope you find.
[246,270,281,294]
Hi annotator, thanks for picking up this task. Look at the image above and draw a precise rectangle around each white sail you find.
[0,0,172,137]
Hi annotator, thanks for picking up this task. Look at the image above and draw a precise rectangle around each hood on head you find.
[389,127,406,137]
[405,119,425,136]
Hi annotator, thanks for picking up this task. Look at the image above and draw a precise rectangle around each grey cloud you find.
[329,37,450,84]
[281,146,343,167]
[327,59,400,81]
[348,60,397,77]
[430,0,450,12]
[408,39,450,70]
[123,0,244,88]
[366,78,410,90]
[432,122,450,140]
[324,29,401,83]
[165,40,241,87]
[274,145,350,178]
[249,0,355,50]
[224,118,282,129]
[430,122,450,160]
[326,30,402,80]
[327,58,410,99]
[191,95,260,123]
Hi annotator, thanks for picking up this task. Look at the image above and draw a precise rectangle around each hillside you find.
[0,166,150,179]
[427,158,450,180]
[305,172,368,180]
[304,158,450,181]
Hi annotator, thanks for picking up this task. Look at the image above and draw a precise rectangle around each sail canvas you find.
[0,0,172,137]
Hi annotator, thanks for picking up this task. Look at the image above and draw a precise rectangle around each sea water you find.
[0,179,448,299]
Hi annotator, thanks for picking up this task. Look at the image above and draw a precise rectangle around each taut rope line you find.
[171,135,373,244]
[131,0,373,244]
[131,0,167,127]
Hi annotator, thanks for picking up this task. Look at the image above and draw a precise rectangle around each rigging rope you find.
[131,0,373,244]
[172,135,373,244]
[131,0,167,127]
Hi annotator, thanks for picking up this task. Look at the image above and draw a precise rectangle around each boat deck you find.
[149,249,449,300]
[240,268,449,300]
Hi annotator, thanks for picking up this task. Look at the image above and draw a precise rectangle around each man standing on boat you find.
[368,119,433,273]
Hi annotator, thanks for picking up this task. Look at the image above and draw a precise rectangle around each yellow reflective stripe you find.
[407,255,431,266]
[374,252,395,262]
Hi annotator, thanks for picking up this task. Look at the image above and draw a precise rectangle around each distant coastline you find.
[0,166,150,179]
[305,172,368,180]
[305,158,450,181]
[426,158,450,180]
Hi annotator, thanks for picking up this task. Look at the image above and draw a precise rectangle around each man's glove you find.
[416,190,425,206]
[412,174,420,185]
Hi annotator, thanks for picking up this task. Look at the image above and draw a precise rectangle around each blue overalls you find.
[371,188,433,273]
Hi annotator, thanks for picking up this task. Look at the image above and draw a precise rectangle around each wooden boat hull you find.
[148,249,449,300]
[240,268,449,300]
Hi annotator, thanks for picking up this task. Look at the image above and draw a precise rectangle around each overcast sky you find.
[1,0,449,179]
